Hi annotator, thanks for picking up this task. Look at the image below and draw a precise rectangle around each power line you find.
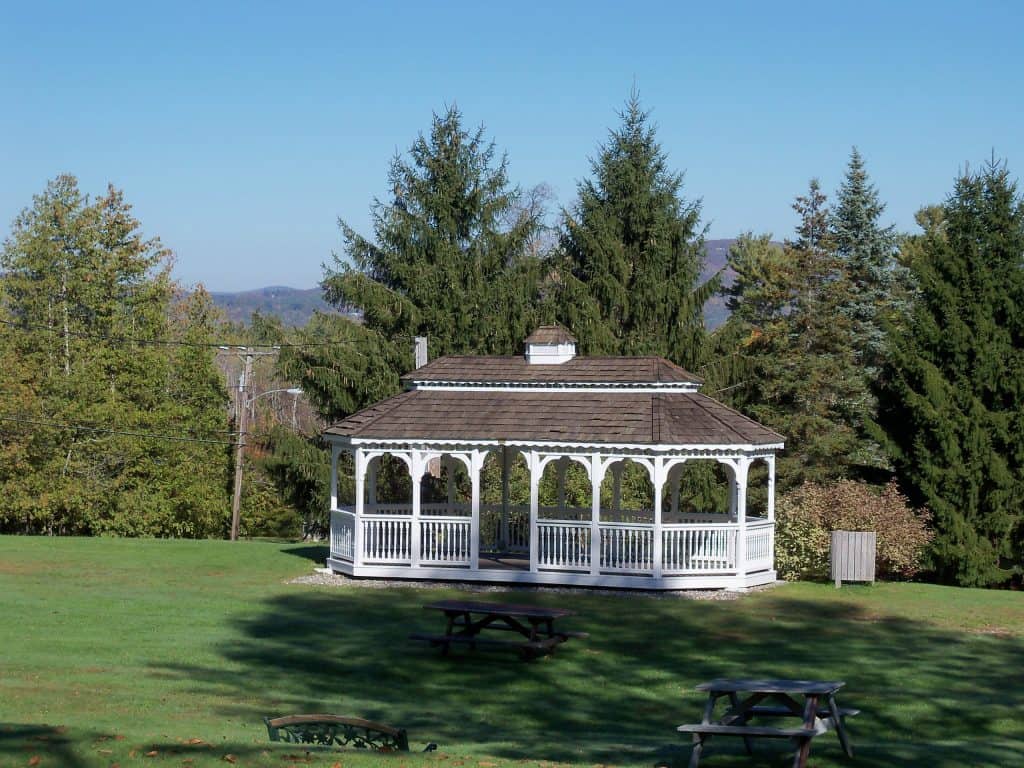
[0,415,243,446]
[0,318,384,350]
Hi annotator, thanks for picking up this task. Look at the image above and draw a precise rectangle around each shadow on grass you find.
[153,587,1024,767]
[279,543,330,564]
[0,723,102,768]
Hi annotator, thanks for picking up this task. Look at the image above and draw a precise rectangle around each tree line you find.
[2,96,1021,587]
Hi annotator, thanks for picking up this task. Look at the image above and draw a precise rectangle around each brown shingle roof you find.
[325,390,783,446]
[404,355,703,384]
[524,324,577,344]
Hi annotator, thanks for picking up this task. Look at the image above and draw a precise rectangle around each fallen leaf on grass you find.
[145,751,158,757]
[332,763,343,768]
[480,763,498,767]
[97,750,112,756]
[222,755,237,764]
[184,738,206,746]
[28,757,40,767]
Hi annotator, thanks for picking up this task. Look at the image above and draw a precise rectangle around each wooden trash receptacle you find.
[830,530,876,587]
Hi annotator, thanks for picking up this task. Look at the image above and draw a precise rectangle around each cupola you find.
[524,325,577,364]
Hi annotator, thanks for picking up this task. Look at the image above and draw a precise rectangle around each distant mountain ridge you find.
[210,239,741,328]
[209,286,334,326]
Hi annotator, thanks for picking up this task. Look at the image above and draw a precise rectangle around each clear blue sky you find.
[2,1,1021,291]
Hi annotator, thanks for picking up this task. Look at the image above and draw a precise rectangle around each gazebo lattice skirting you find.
[323,327,784,591]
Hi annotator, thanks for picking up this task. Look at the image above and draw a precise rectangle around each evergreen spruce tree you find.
[720,181,864,488]
[332,106,544,356]
[285,106,546,419]
[271,108,548,523]
[872,160,1024,586]
[831,149,901,358]
[555,94,715,369]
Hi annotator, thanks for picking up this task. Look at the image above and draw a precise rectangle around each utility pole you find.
[229,347,278,541]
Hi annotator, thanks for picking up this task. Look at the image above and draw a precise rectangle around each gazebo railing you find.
[362,514,413,563]
[329,509,773,576]
[537,520,591,570]
[330,507,356,562]
[745,519,774,572]
[662,524,736,573]
[420,516,472,565]
[599,522,655,573]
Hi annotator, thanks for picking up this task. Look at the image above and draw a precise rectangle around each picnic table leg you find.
[828,694,853,758]
[728,692,754,756]
[687,735,705,768]
[792,694,819,768]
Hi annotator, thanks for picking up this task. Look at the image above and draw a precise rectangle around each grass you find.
[1,537,1022,768]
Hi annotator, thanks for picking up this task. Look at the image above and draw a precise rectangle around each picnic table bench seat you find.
[264,714,436,752]
[678,723,820,739]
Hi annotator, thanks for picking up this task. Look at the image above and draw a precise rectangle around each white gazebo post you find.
[528,451,540,573]
[734,457,751,584]
[410,450,423,568]
[469,450,483,570]
[353,448,365,567]
[766,455,776,522]
[652,457,665,579]
[330,444,340,511]
[589,454,602,576]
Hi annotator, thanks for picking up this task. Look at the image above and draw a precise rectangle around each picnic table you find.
[409,599,588,660]
[677,678,858,768]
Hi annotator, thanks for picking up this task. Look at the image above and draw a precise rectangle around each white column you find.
[501,446,511,549]
[728,466,738,520]
[766,455,776,522]
[353,449,365,567]
[329,444,340,511]
[410,451,422,568]
[470,451,482,570]
[367,457,378,509]
[528,451,540,573]
[735,457,751,582]
[652,457,664,579]
[590,454,602,576]
[611,462,623,516]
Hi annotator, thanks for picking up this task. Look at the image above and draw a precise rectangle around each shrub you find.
[775,480,932,581]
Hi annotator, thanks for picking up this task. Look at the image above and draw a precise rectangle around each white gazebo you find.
[324,327,783,590]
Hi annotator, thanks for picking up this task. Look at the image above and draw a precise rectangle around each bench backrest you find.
[264,714,410,752]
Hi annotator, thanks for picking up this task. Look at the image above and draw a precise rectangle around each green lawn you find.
[1,537,1022,768]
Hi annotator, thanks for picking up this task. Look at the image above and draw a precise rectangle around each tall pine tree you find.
[720,181,865,487]
[554,94,715,369]
[872,160,1024,586]
[271,108,548,526]
[831,147,901,373]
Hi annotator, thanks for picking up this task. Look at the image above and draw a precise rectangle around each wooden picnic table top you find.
[422,599,575,620]
[695,679,845,695]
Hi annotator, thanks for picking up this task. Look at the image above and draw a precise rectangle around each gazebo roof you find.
[325,389,783,447]
[403,355,703,386]
[325,330,782,449]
